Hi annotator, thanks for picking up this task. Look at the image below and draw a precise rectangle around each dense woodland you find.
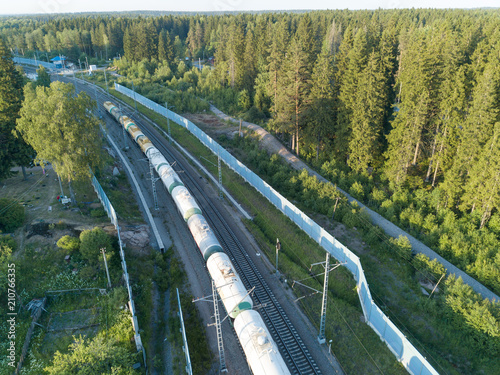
[0,9,499,372]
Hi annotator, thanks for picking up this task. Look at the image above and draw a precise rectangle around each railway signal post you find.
[276,238,281,274]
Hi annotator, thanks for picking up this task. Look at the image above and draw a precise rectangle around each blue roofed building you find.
[50,55,66,69]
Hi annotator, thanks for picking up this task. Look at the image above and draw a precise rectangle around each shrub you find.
[0,235,16,251]
[413,253,446,281]
[57,235,80,252]
[388,235,413,262]
[0,198,25,233]
[79,227,112,263]
[90,208,106,218]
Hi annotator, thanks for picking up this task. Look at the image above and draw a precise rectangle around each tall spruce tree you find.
[443,53,500,206]
[267,17,289,120]
[460,123,500,228]
[0,38,32,180]
[274,37,311,155]
[336,28,368,163]
[308,47,335,161]
[348,50,386,173]
[384,27,441,186]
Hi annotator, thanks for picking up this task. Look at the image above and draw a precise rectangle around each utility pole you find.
[315,253,344,344]
[132,81,138,112]
[212,280,227,373]
[429,273,445,299]
[192,281,228,374]
[275,238,281,274]
[103,66,109,94]
[94,86,100,117]
[149,154,160,210]
[239,119,242,137]
[101,248,112,289]
[165,102,172,143]
[218,145,223,200]
[332,197,340,221]
[176,289,193,375]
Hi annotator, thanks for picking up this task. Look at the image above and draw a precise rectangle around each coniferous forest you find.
[1,9,500,373]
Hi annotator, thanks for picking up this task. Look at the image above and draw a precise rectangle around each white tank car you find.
[103,101,122,123]
[147,149,184,193]
[187,214,223,260]
[171,185,202,221]
[234,310,291,375]
[206,252,253,318]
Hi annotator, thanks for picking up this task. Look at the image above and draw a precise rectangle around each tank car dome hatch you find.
[257,334,269,347]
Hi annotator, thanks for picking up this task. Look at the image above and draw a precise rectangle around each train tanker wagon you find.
[102,101,291,375]
[103,101,122,123]
[206,251,253,318]
[171,185,202,221]
[235,309,291,375]
[147,149,184,193]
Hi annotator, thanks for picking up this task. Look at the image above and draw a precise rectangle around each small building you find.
[50,55,66,69]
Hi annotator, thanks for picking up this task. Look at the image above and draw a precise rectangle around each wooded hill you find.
[1,9,499,296]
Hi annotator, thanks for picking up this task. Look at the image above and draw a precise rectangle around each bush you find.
[0,198,25,233]
[243,106,266,123]
[388,235,413,262]
[79,227,112,263]
[349,181,365,200]
[57,235,80,252]
[413,253,446,281]
[0,235,16,251]
[90,208,106,218]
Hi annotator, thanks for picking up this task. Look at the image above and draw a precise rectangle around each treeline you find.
[1,9,500,294]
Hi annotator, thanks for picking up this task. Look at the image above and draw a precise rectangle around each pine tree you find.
[443,54,500,205]
[274,37,311,155]
[348,51,386,173]
[267,17,289,119]
[460,123,500,228]
[427,32,468,187]
[35,65,51,87]
[158,29,168,62]
[0,38,31,180]
[384,27,441,186]
[336,28,368,163]
[123,26,136,61]
[242,28,257,95]
[308,47,335,161]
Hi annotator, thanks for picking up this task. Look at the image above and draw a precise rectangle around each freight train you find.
[103,101,291,375]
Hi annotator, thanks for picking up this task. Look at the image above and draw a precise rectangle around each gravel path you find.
[210,105,499,302]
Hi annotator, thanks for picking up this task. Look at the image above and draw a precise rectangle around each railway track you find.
[60,75,323,374]
[125,106,322,375]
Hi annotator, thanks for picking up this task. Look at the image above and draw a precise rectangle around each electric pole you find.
[276,238,281,274]
[101,248,112,289]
